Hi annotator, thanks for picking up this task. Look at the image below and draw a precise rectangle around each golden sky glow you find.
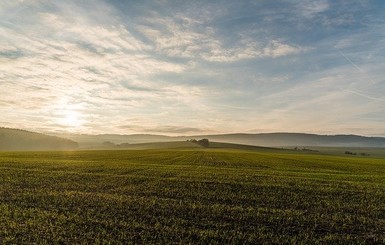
[1,1,385,136]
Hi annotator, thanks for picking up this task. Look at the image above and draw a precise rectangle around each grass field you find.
[1,146,385,244]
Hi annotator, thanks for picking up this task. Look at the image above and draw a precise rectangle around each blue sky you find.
[1,0,385,136]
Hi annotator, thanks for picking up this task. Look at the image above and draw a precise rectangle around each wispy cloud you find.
[138,13,307,62]
[1,0,384,135]
[296,0,329,18]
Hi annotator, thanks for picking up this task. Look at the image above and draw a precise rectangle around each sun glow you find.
[54,96,86,129]
[59,110,83,127]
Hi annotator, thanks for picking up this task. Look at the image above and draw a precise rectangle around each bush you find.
[197,138,209,147]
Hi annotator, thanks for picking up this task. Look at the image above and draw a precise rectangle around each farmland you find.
[1,146,385,244]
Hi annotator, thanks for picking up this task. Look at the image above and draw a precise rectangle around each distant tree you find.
[189,138,209,147]
[197,138,209,148]
[345,151,356,155]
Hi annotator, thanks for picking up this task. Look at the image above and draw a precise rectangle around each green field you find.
[1,146,385,244]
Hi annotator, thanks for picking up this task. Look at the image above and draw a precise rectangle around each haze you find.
[1,0,384,136]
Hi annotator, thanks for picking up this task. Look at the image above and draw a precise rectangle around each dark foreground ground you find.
[0,147,384,244]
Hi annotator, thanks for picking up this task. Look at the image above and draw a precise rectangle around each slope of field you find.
[99,141,290,151]
[114,141,203,149]
[0,128,78,151]
[0,148,384,243]
[302,146,385,158]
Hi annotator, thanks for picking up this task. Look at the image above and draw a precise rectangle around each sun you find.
[60,110,83,127]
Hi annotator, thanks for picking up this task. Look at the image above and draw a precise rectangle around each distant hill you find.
[0,128,78,151]
[200,133,385,147]
[4,126,384,150]
[55,133,174,149]
[97,140,293,152]
[56,132,385,148]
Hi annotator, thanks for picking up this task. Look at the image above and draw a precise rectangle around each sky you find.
[1,0,385,136]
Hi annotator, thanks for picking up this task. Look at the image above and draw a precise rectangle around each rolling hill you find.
[198,133,385,147]
[0,128,78,151]
[56,132,385,148]
[3,127,385,150]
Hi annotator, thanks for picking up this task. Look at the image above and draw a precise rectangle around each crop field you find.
[1,147,385,244]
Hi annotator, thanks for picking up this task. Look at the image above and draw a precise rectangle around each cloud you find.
[137,12,308,62]
[295,0,329,18]
[1,0,384,136]
[201,39,307,62]
[262,40,306,58]
[39,12,149,53]
[343,89,385,102]
[0,0,195,133]
[247,65,385,134]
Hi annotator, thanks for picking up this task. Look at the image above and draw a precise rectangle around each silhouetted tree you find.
[197,138,209,147]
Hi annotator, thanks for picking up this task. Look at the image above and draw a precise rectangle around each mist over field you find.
[2,127,385,151]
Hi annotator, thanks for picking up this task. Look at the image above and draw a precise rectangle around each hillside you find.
[95,140,293,152]
[0,128,78,151]
[199,133,385,147]
[100,141,203,150]
[57,132,385,148]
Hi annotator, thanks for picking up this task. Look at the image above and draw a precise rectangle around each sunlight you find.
[59,110,83,127]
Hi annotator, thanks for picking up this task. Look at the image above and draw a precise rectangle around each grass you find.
[0,147,385,244]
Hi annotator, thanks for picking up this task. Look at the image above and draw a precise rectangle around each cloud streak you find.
[1,0,384,136]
